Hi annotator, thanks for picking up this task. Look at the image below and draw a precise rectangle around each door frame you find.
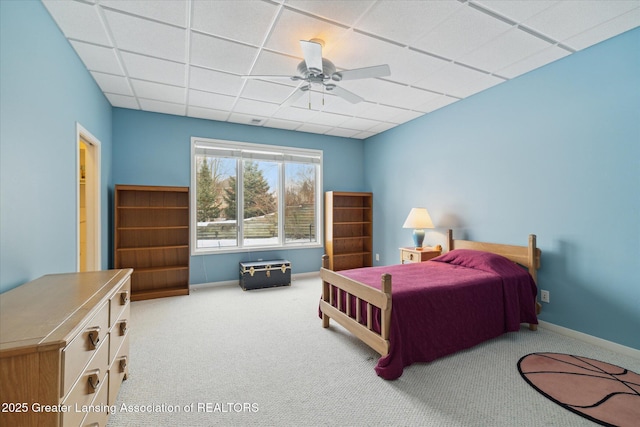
[76,123,101,271]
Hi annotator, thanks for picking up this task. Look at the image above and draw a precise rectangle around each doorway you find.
[77,124,101,272]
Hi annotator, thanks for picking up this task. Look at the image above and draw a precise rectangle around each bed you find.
[319,229,541,380]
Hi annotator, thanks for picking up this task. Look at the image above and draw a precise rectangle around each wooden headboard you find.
[446,229,541,284]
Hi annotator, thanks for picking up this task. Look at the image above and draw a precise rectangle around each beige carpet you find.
[107,275,640,427]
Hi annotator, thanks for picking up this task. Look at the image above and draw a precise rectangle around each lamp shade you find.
[402,208,434,229]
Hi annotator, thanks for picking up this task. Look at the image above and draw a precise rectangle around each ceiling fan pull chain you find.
[308,86,311,110]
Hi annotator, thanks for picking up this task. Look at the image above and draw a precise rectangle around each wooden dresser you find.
[0,269,132,427]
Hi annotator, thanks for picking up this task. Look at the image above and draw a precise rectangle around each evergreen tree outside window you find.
[191,138,322,254]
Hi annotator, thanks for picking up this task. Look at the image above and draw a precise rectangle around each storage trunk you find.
[239,260,291,290]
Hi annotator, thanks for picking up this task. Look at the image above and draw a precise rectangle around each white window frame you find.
[190,137,323,255]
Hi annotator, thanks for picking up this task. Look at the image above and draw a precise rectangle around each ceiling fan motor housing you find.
[297,58,337,84]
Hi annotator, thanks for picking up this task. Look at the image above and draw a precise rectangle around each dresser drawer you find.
[110,277,130,328]
[109,302,130,363]
[79,374,110,427]
[108,334,129,405]
[61,335,109,427]
[62,301,109,398]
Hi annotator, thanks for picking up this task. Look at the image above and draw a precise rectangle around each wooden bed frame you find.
[319,229,542,357]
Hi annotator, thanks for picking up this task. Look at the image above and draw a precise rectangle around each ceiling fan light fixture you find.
[331,73,342,82]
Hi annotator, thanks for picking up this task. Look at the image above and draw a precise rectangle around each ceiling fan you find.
[242,39,391,107]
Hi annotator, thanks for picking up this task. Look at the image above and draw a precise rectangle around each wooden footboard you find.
[320,255,392,356]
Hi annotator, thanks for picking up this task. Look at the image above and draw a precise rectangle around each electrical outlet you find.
[375,253,380,261]
[541,290,550,303]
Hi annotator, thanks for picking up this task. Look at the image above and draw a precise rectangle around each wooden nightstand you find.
[400,246,442,264]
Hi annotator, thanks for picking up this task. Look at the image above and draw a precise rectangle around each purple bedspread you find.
[332,249,538,380]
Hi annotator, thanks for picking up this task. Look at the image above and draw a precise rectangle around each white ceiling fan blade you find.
[300,40,323,74]
[241,74,301,81]
[281,84,308,107]
[332,64,390,81]
[326,85,364,104]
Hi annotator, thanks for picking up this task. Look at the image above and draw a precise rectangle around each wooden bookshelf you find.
[324,191,373,271]
[114,185,190,301]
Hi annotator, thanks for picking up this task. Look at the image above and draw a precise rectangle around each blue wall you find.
[0,0,113,293]
[364,28,640,350]
[112,109,364,283]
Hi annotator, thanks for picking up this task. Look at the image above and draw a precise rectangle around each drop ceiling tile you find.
[496,45,570,79]
[100,0,188,27]
[319,95,370,116]
[138,98,186,116]
[192,0,279,46]
[414,95,460,114]
[187,106,230,122]
[131,79,185,104]
[563,8,640,50]
[90,72,133,96]
[458,27,553,73]
[189,66,245,96]
[387,48,450,86]
[265,7,349,57]
[306,111,350,127]
[352,130,376,139]
[413,62,492,98]
[344,79,441,109]
[228,112,270,126]
[286,0,375,27]
[455,73,505,98]
[42,0,111,46]
[272,106,319,122]
[69,41,124,75]
[120,51,186,86]
[249,50,303,80]
[367,122,396,134]
[233,98,281,117]
[296,122,333,134]
[191,32,259,74]
[105,93,139,109]
[103,10,186,63]
[189,89,237,111]
[264,118,302,131]
[471,1,560,24]
[325,127,361,138]
[241,80,298,103]
[387,109,427,125]
[355,103,412,122]
[522,0,640,43]
[325,29,400,72]
[414,5,514,61]
[356,0,464,46]
[338,116,378,131]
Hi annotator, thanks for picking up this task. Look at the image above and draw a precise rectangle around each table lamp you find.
[402,207,434,249]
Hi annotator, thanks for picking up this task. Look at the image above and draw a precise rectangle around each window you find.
[191,137,322,254]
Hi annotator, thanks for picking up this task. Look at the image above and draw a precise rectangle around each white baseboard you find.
[538,320,640,359]
[190,271,320,290]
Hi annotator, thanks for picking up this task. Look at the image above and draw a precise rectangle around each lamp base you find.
[412,229,425,249]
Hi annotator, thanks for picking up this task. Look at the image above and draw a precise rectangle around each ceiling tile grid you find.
[41,0,639,139]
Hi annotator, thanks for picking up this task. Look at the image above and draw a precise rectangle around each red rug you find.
[518,352,640,427]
